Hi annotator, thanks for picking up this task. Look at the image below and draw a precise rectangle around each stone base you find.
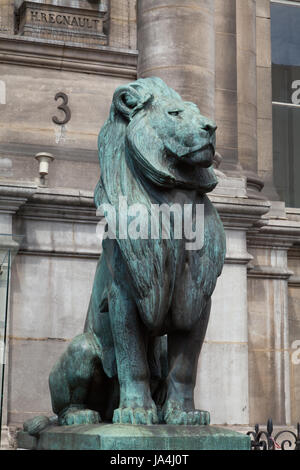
[17,424,251,450]
[1,426,11,450]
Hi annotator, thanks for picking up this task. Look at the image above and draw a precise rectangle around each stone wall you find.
[8,188,102,423]
[0,0,138,431]
[0,58,136,188]
[0,0,138,190]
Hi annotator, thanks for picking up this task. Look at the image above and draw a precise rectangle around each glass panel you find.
[272,64,300,104]
[271,3,300,68]
[273,104,300,207]
[0,247,10,447]
[0,234,22,446]
[0,251,10,394]
[271,2,300,208]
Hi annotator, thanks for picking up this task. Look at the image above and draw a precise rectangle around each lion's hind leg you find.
[49,332,105,426]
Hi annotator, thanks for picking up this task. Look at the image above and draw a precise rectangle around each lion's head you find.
[108,77,218,193]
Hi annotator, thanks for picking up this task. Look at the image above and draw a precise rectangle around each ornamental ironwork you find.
[248,418,300,450]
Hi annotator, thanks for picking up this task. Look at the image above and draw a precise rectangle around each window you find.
[271,0,300,207]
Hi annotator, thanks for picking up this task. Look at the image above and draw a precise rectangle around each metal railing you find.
[248,419,300,450]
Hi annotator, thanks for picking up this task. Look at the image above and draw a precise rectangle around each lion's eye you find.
[168,110,182,117]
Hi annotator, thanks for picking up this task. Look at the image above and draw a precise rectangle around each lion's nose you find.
[201,122,217,136]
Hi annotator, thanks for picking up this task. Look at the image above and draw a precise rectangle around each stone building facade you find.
[0,0,300,446]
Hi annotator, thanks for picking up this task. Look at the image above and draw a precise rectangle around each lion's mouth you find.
[128,133,218,193]
[167,143,215,168]
[184,144,215,167]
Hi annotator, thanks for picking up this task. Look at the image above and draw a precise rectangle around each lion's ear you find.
[113,85,152,120]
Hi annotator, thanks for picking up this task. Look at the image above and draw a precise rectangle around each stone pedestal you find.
[17,424,251,450]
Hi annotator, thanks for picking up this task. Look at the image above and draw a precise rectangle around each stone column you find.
[256,0,279,201]
[247,215,300,425]
[196,227,252,425]
[109,0,137,50]
[288,241,300,424]
[0,0,14,34]
[195,176,270,425]
[214,0,239,173]
[236,0,258,183]
[137,0,215,119]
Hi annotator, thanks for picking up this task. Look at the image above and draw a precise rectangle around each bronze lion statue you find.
[25,77,226,433]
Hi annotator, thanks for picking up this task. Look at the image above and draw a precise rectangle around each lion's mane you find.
[95,78,225,327]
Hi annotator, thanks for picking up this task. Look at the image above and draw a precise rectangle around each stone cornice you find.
[289,275,300,288]
[6,185,274,262]
[288,246,300,260]
[16,187,272,229]
[29,187,94,205]
[225,253,253,265]
[209,194,270,230]
[247,218,300,249]
[7,184,271,232]
[0,34,138,78]
[286,208,300,229]
[18,248,100,259]
[0,180,37,214]
[247,265,294,280]
[18,186,99,223]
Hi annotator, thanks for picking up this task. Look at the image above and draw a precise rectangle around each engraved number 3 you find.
[52,92,71,125]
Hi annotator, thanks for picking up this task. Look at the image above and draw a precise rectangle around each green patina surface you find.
[23,78,227,441]
[18,425,250,451]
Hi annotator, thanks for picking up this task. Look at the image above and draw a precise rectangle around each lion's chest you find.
[166,200,225,331]
[116,195,226,334]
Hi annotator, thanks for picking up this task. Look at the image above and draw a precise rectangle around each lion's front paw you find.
[113,406,159,425]
[23,415,51,436]
[59,407,101,426]
[163,401,210,425]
